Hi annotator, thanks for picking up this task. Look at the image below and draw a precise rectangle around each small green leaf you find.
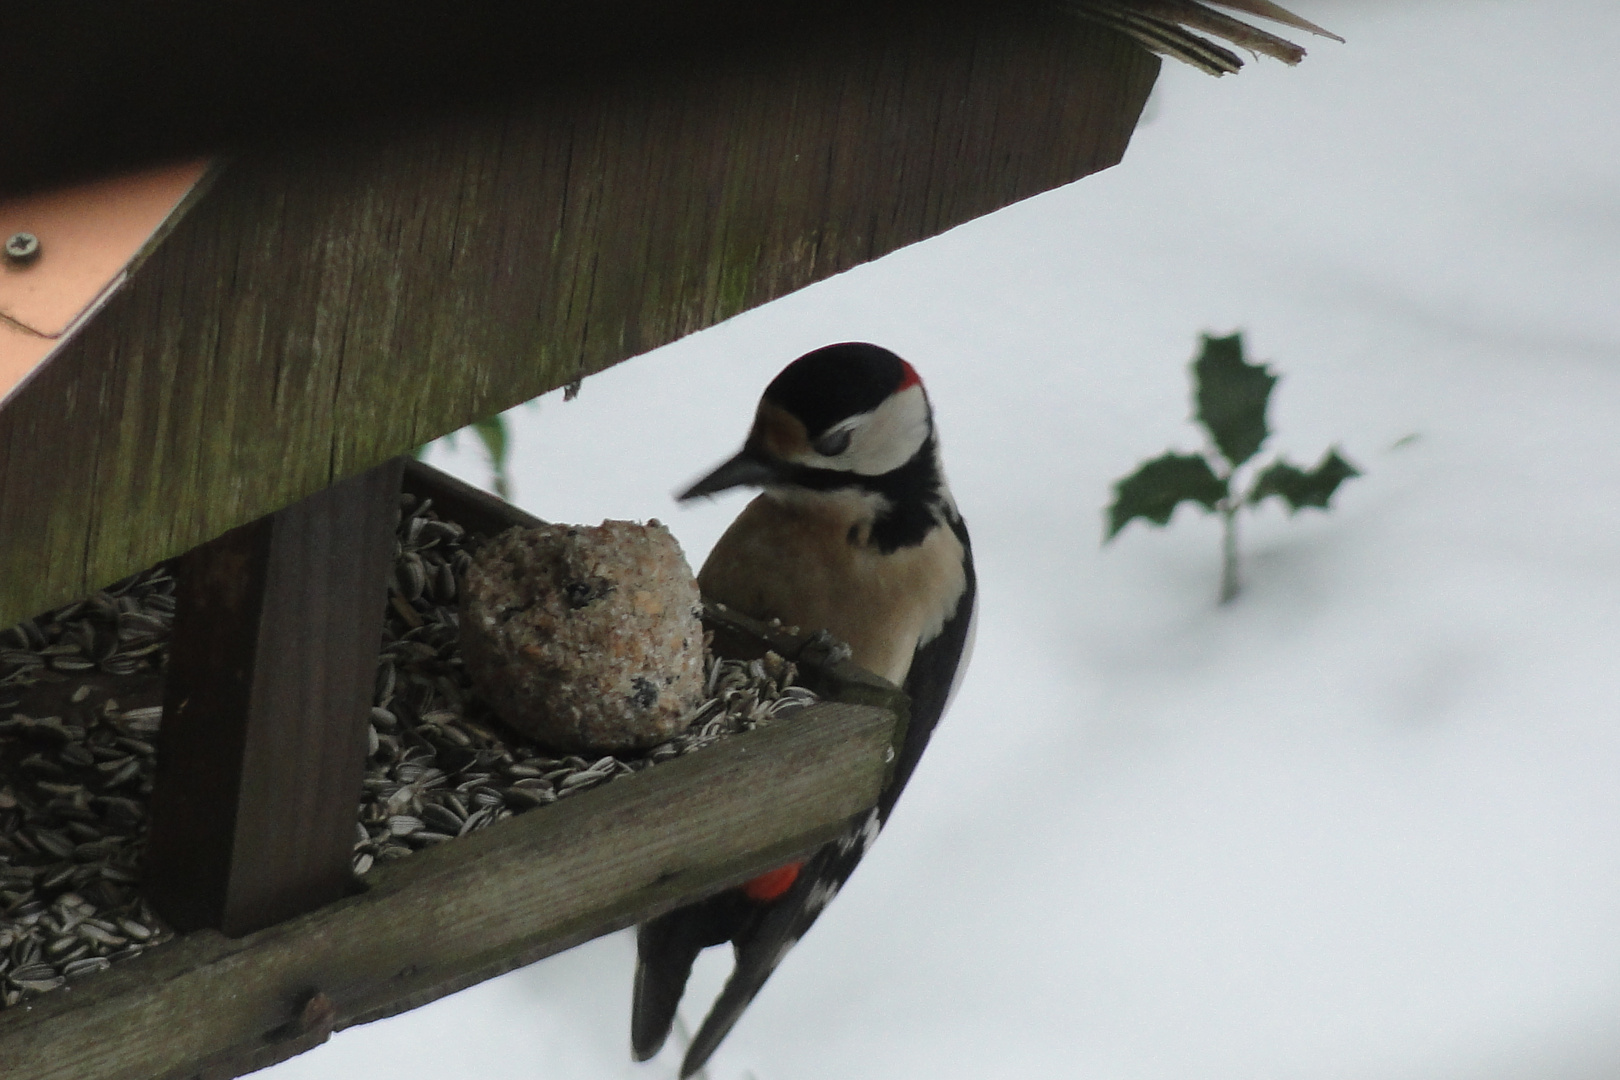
[1249,447,1360,512]
[471,415,512,500]
[1193,332,1277,469]
[417,415,513,496]
[1106,453,1229,540]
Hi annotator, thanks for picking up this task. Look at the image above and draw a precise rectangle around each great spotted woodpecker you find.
[632,342,977,1077]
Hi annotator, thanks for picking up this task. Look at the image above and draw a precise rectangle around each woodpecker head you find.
[680,342,953,550]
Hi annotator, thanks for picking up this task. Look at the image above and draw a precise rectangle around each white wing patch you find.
[836,809,882,855]
[862,809,882,852]
[805,879,842,913]
[940,586,978,717]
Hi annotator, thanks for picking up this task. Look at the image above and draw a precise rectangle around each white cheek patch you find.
[777,384,931,479]
[845,385,932,476]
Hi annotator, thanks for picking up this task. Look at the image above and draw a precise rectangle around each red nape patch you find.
[742,862,803,902]
[896,360,923,391]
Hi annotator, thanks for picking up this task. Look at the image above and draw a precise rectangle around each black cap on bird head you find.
[678,343,928,501]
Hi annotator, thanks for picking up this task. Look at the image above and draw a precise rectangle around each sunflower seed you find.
[117,707,163,732]
[10,966,62,992]
[75,922,126,947]
[387,816,423,837]
[112,643,164,664]
[457,809,493,836]
[558,772,607,794]
[103,760,141,788]
[421,805,463,833]
[63,956,110,978]
[118,612,169,635]
[374,663,397,705]
[45,935,79,957]
[395,554,427,602]
[110,918,151,943]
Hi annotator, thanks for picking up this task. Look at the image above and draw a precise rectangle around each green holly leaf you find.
[1249,447,1360,512]
[471,415,512,500]
[411,413,513,499]
[1106,453,1229,540]
[1193,332,1277,469]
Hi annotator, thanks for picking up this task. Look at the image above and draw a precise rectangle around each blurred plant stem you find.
[414,411,515,499]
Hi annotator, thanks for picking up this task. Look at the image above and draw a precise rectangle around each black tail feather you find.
[680,954,777,1079]
[633,893,755,1061]
[678,834,861,1078]
[632,916,703,1061]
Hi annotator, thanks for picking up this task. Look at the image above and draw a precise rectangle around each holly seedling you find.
[1106,332,1359,603]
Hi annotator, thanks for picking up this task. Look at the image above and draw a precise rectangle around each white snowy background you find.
[267,2,1620,1078]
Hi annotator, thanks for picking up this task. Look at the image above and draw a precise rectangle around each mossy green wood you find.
[0,9,1157,629]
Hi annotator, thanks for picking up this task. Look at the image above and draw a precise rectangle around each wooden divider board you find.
[143,458,402,936]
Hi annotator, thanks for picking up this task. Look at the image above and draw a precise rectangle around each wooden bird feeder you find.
[0,0,1281,1073]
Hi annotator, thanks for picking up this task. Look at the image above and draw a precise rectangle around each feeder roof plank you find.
[0,7,1156,629]
[0,1,1022,198]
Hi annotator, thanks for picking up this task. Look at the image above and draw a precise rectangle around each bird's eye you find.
[813,429,852,457]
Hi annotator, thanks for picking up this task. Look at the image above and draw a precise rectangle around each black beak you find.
[678,449,779,501]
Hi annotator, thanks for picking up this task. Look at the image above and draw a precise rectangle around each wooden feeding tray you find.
[0,460,904,1080]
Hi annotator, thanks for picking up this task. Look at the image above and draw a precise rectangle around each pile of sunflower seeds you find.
[0,569,176,1008]
[354,494,817,871]
[0,494,818,1007]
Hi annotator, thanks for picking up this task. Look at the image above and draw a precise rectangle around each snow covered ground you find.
[266,3,1620,1078]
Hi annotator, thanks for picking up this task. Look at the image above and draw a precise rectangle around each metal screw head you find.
[5,232,41,264]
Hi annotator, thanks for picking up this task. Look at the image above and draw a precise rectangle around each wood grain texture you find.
[0,701,896,1080]
[0,6,1156,630]
[143,458,401,936]
[0,0,898,197]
